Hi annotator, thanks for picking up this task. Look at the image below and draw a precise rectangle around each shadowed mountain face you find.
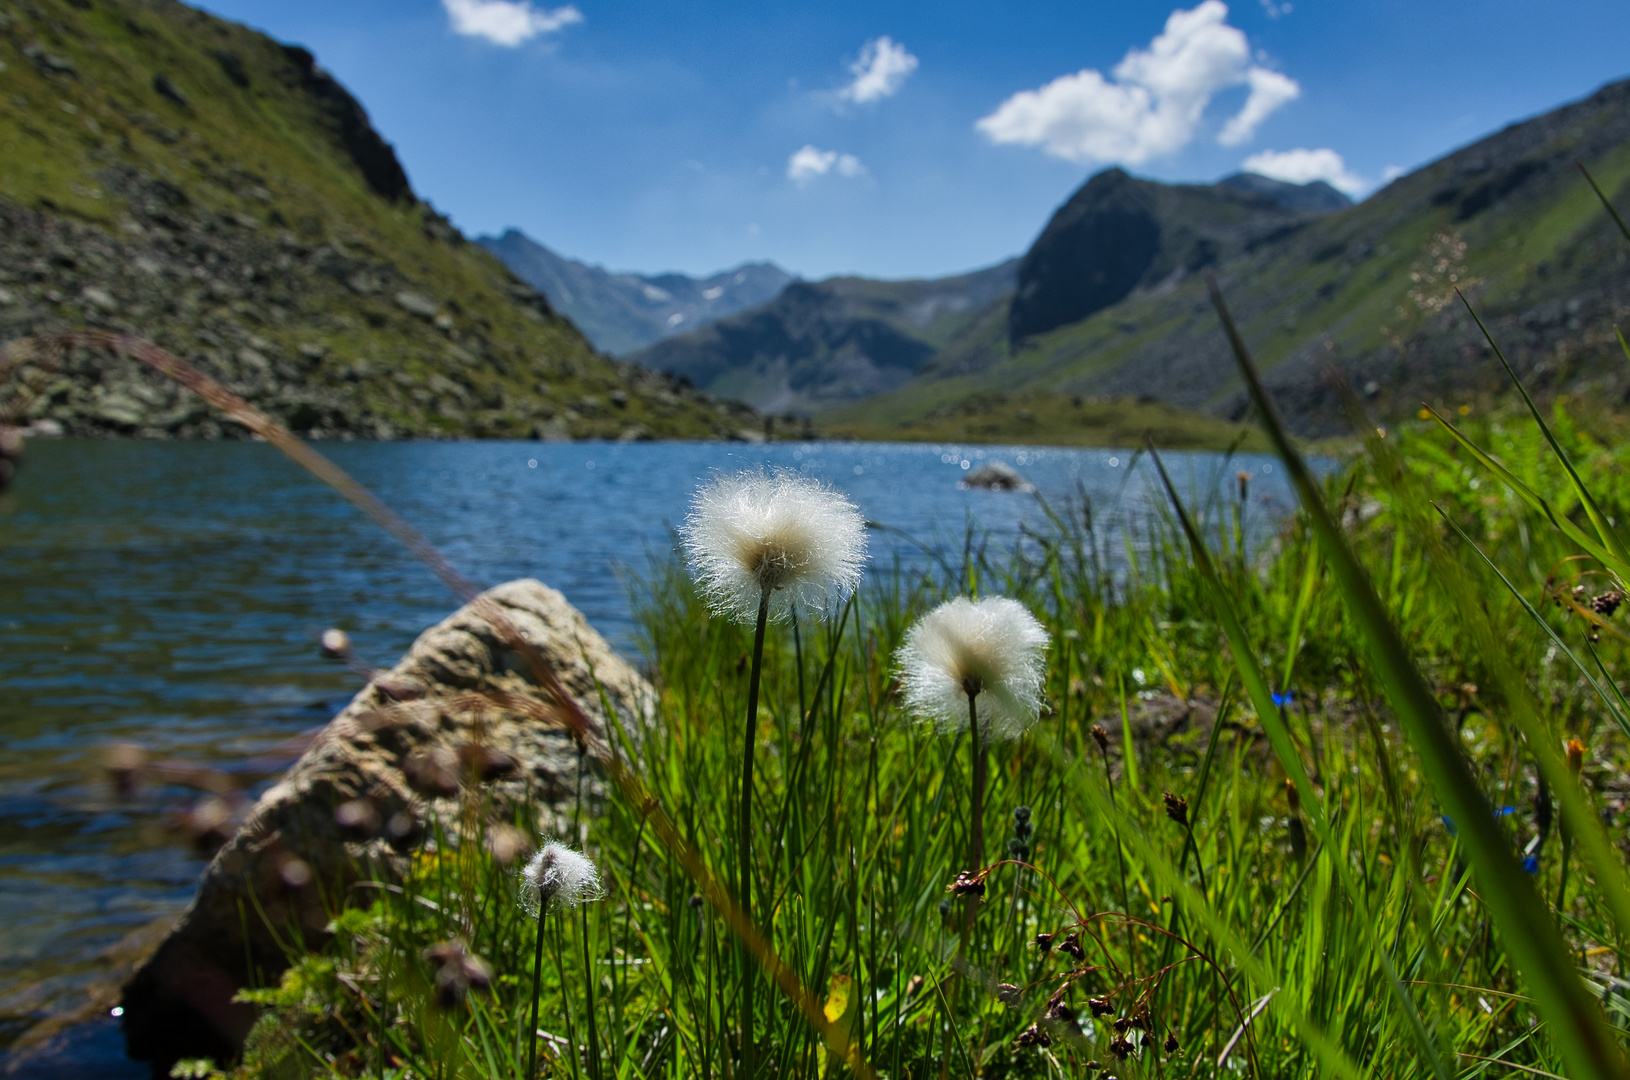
[477,230,792,356]
[1009,168,1350,343]
[827,77,1630,440]
[631,261,1018,415]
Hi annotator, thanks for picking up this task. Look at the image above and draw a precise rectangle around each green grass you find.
[819,390,1271,452]
[176,382,1630,1078]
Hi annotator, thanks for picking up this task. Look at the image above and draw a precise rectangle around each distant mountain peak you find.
[477,231,794,355]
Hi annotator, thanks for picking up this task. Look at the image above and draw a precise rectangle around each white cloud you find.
[1218,67,1299,145]
[841,36,919,104]
[787,145,866,184]
[1242,147,1366,196]
[975,1,1298,165]
[442,0,583,47]
[1381,164,1406,184]
[1259,0,1292,18]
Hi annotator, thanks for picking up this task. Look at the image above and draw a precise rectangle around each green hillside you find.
[828,78,1630,439]
[0,0,755,439]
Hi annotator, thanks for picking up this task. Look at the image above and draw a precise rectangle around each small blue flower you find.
[1494,806,1516,817]
[1441,815,1458,837]
[1523,856,1540,874]
[1272,692,1294,707]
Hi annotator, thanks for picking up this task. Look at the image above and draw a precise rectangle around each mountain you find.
[829,78,1630,439]
[630,260,1019,415]
[477,230,793,356]
[0,0,756,440]
[1007,168,1349,343]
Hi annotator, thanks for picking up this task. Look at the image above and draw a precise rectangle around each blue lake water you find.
[0,437,1302,1075]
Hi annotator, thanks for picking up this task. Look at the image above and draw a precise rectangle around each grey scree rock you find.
[120,579,654,1073]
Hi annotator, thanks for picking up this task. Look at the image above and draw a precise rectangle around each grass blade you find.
[1149,444,1454,1080]
[1454,289,1630,568]
[1207,276,1630,1080]
[1423,404,1625,578]
[1579,162,1630,246]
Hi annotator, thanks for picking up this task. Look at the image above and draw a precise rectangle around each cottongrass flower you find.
[519,840,602,916]
[896,595,1048,943]
[897,595,1049,742]
[680,469,867,624]
[678,468,866,1070]
[520,840,602,1079]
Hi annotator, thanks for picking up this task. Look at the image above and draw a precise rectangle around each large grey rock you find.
[120,579,653,1073]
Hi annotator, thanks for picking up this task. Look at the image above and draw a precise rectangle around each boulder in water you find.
[960,462,1033,492]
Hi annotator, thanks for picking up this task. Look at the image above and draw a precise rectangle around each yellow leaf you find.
[823,973,853,1025]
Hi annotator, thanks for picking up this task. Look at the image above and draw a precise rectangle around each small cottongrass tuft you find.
[519,840,602,916]
[679,469,867,624]
[896,595,1049,741]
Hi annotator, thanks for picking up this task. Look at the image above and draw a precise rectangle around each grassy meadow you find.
[198,376,1630,1079]
[125,183,1630,1080]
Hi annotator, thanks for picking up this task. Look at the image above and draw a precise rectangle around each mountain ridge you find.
[477,229,792,356]
[826,76,1630,439]
[630,259,1019,416]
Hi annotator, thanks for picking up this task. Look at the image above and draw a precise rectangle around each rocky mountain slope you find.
[1008,169,1350,343]
[477,229,792,356]
[830,79,1630,438]
[632,171,1347,420]
[630,260,1018,415]
[0,0,756,440]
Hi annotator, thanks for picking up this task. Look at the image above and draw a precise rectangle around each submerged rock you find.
[960,462,1033,491]
[119,579,655,1074]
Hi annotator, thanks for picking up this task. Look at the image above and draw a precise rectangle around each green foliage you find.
[222,396,1630,1076]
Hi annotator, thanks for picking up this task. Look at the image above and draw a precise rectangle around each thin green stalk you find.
[527,897,548,1080]
[738,586,770,1074]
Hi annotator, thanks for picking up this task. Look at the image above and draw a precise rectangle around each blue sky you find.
[194,0,1630,281]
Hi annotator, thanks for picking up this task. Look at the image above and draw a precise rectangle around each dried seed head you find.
[457,742,517,782]
[1059,932,1085,960]
[319,629,352,659]
[404,745,461,796]
[946,870,986,897]
[334,798,381,838]
[423,941,494,1009]
[1087,997,1114,1017]
[520,841,603,915]
[1284,777,1300,811]
[680,469,867,624]
[996,983,1022,1007]
[1164,1033,1181,1053]
[486,823,526,865]
[1016,1023,1051,1048]
[1034,932,1054,952]
[1090,724,1110,753]
[1109,1036,1134,1059]
[896,596,1050,741]
[1162,791,1189,827]
[1592,590,1624,616]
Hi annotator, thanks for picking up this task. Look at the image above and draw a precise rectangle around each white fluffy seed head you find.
[895,596,1050,741]
[679,469,868,624]
[519,841,602,915]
